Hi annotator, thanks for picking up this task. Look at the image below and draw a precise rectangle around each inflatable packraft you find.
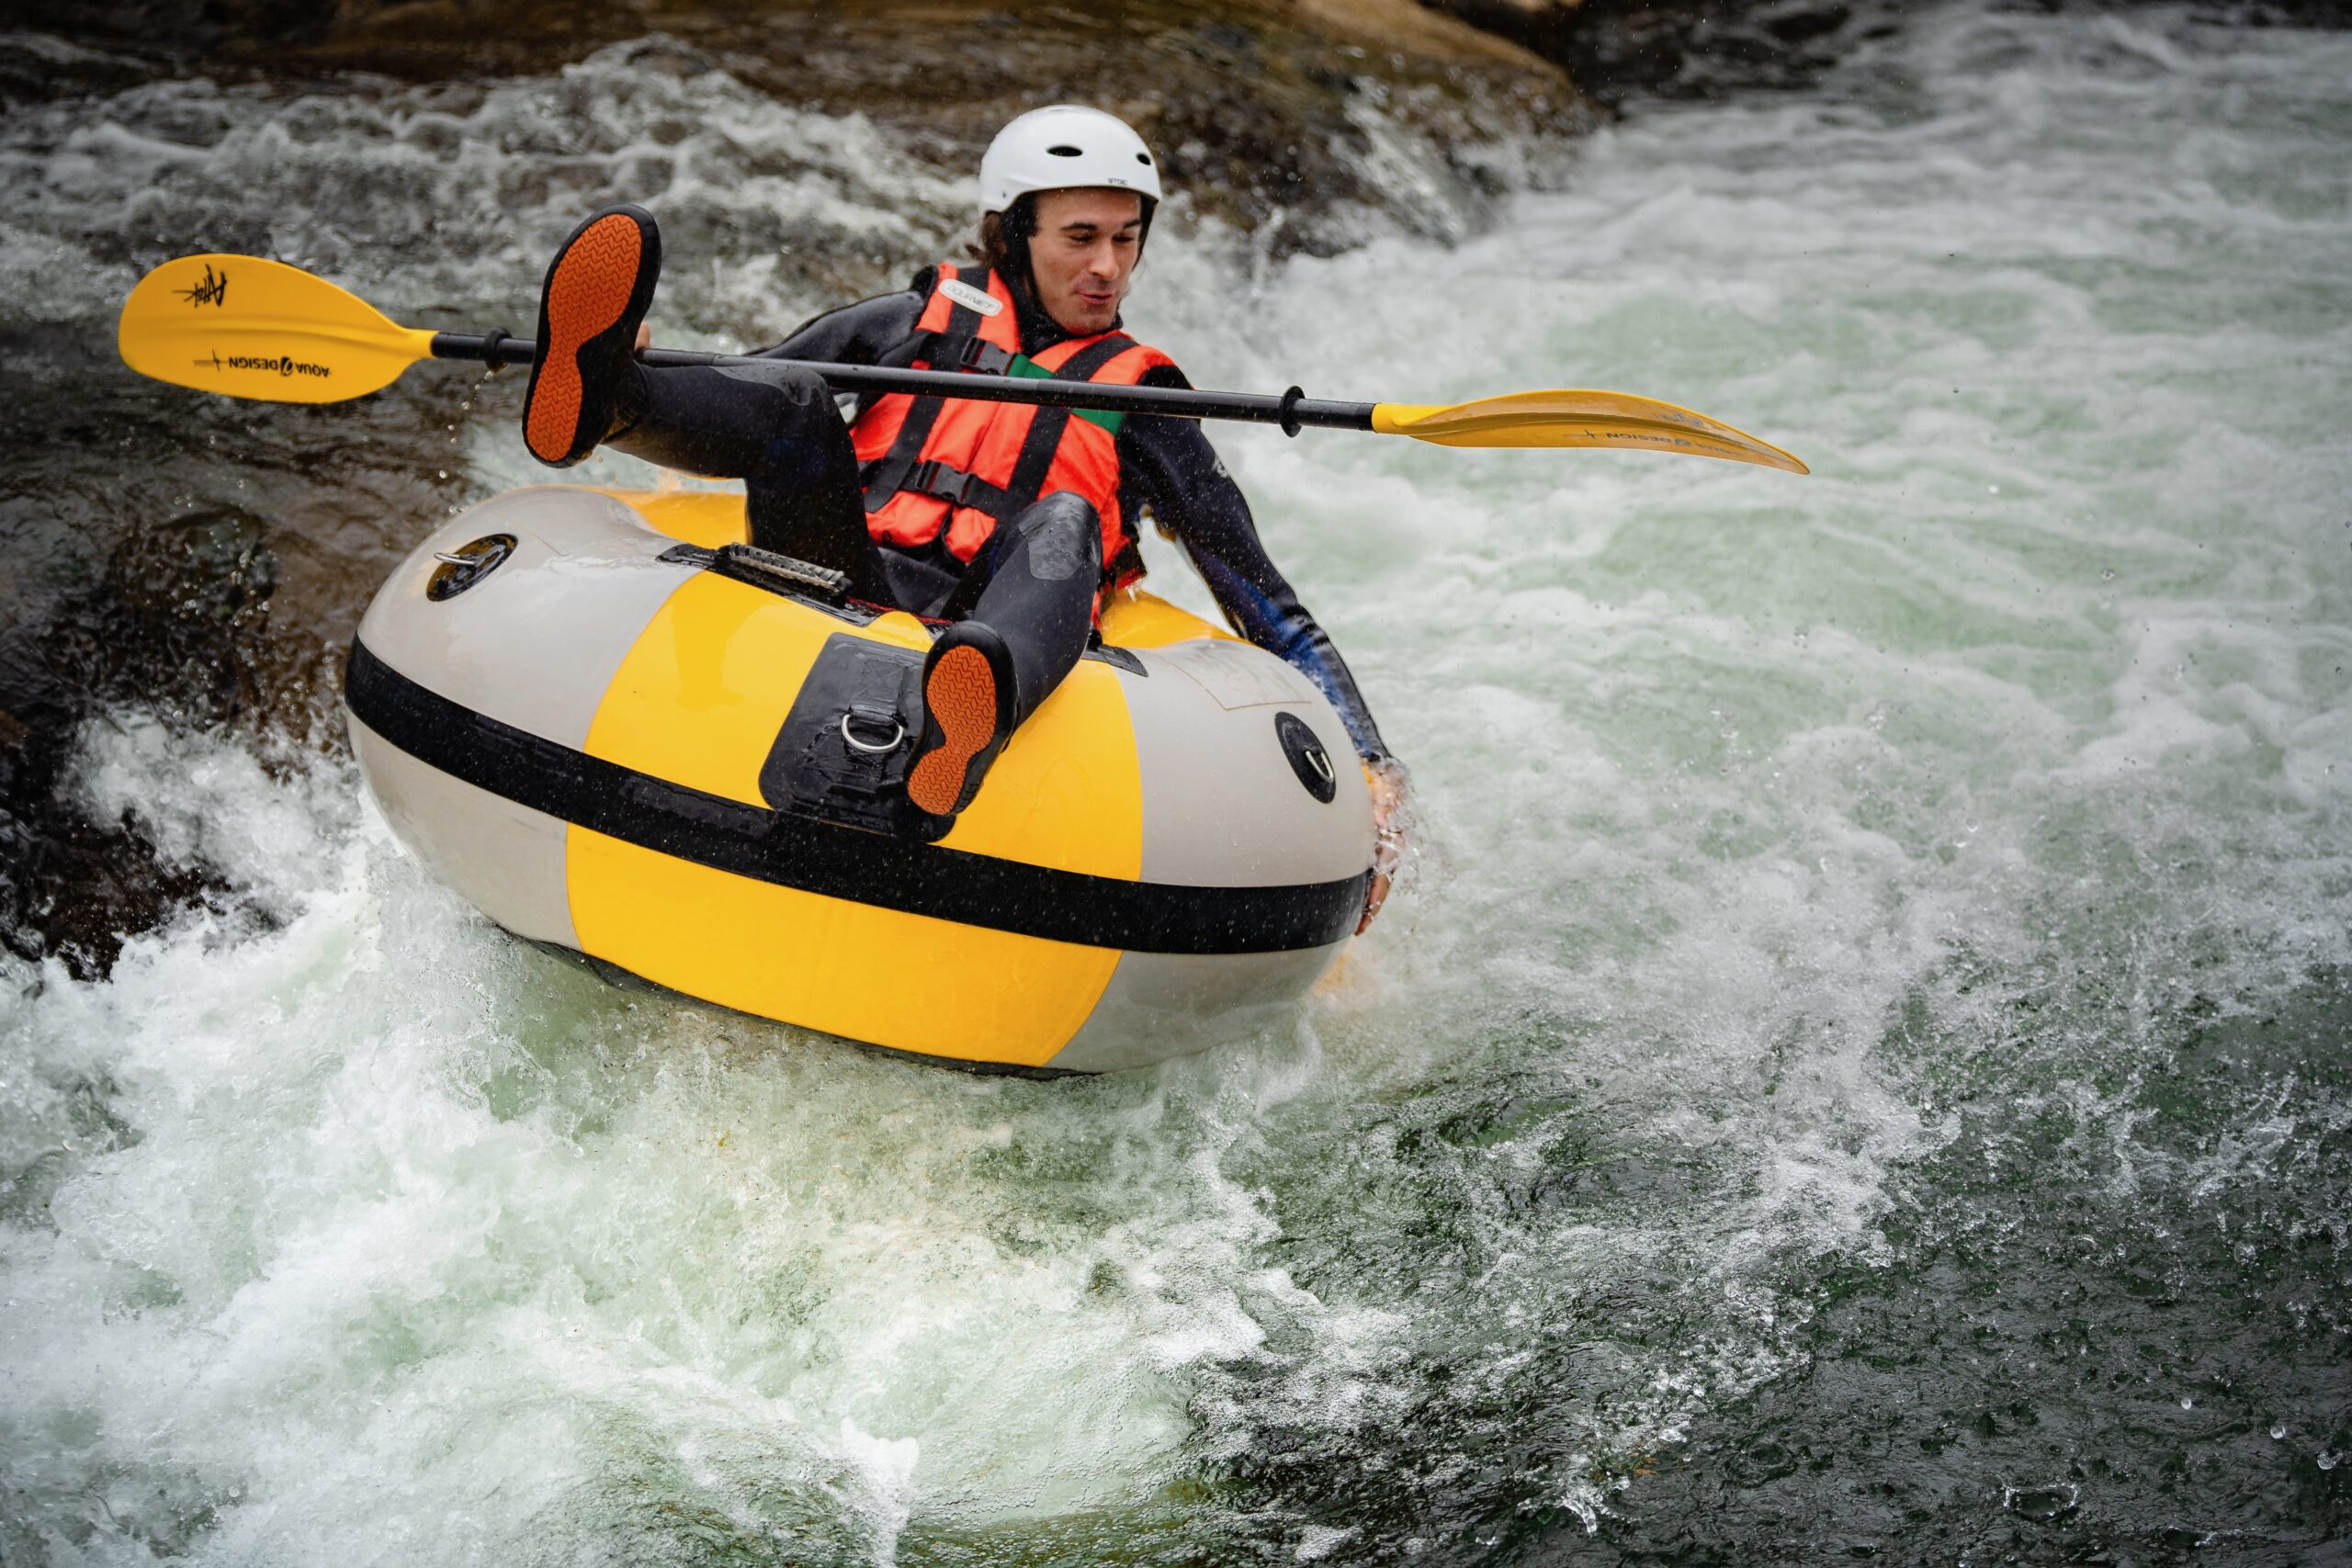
[344,486,1374,1073]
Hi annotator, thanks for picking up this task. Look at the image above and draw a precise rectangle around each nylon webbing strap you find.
[907,330,1012,376]
[900,457,1012,515]
[860,266,990,513]
[992,334,1136,521]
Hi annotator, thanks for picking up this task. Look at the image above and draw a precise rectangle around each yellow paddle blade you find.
[117,254,439,404]
[1371,389,1807,473]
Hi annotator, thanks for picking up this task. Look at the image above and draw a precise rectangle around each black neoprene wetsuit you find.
[606,267,1392,764]
[759,269,1392,764]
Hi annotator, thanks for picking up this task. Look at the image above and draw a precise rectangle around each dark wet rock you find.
[1420,0,1876,100]
[0,310,469,978]
[0,721,218,982]
[0,496,279,979]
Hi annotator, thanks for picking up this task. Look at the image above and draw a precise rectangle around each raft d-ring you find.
[841,714,906,754]
[1306,746,1335,784]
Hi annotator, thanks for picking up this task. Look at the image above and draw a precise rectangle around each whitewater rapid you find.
[5,5,2349,1562]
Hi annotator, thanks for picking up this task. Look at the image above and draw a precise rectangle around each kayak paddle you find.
[118,253,1808,473]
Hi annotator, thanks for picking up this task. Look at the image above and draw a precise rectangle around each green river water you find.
[2,5,2348,1562]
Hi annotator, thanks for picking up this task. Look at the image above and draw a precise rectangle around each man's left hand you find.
[1359,758,1410,934]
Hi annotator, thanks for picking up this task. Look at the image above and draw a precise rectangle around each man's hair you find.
[968,198,1034,277]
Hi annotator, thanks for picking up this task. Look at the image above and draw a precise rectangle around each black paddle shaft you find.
[428,331,1378,437]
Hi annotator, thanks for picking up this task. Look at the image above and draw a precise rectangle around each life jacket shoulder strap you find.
[859,265,1010,513]
[989,333,1139,518]
[876,328,1014,377]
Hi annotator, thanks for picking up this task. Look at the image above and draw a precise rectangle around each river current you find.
[3,6,2348,1563]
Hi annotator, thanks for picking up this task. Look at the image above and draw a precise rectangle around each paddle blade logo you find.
[174,263,228,309]
[192,349,330,381]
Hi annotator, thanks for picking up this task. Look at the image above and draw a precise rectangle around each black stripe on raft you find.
[345,639,1367,955]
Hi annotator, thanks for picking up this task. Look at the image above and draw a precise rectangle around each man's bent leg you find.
[951,492,1102,728]
[608,362,890,603]
[906,493,1101,819]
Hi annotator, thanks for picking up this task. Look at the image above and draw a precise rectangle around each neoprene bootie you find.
[906,619,1016,820]
[522,205,660,467]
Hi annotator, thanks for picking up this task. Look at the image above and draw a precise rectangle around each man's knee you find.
[711,359,833,415]
[1010,492,1100,583]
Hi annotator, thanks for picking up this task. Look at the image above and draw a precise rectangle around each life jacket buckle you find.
[921,333,1009,376]
[910,457,976,507]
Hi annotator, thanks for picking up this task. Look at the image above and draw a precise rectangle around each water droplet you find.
[1988,484,2000,494]
[2180,1397,2194,1410]
[437,469,448,479]
[2270,1423,2286,1439]
[2101,568,2116,581]
[2320,1451,2339,1472]
[2003,1483,2077,1520]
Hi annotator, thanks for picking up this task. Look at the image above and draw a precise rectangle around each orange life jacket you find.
[850,265,1173,597]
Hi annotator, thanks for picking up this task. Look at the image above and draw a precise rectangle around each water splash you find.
[4,3,2351,1562]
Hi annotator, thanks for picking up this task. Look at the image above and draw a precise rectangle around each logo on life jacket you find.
[938,277,1003,317]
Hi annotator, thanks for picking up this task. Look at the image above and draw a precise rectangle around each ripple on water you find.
[4,1,2352,1563]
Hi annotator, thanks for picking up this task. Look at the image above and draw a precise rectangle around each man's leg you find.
[906,492,1101,819]
[518,206,893,600]
[608,362,893,604]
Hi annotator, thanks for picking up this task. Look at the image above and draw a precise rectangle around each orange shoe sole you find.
[907,645,1002,817]
[526,213,645,465]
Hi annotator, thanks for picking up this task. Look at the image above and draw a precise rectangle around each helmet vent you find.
[1046,143,1082,156]
[1136,152,1152,164]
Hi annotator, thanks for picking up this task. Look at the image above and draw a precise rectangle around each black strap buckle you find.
[952,335,1011,374]
[917,333,1011,376]
[910,458,976,506]
[912,332,1011,376]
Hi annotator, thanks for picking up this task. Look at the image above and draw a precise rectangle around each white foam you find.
[6,2,2352,1558]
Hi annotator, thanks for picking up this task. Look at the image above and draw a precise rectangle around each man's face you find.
[1026,187,1144,336]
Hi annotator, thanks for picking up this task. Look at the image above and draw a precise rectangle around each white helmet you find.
[978,105,1162,219]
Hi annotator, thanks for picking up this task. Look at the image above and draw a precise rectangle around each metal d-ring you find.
[841,713,906,754]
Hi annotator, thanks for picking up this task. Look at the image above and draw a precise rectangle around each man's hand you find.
[1359,757,1410,934]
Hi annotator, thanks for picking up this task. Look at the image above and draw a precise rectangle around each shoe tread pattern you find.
[908,646,1002,818]
[526,213,645,465]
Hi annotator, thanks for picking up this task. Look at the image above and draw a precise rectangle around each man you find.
[520,105,1407,927]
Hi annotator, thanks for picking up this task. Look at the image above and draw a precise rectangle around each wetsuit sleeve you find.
[752,267,932,364]
[1119,367,1396,763]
